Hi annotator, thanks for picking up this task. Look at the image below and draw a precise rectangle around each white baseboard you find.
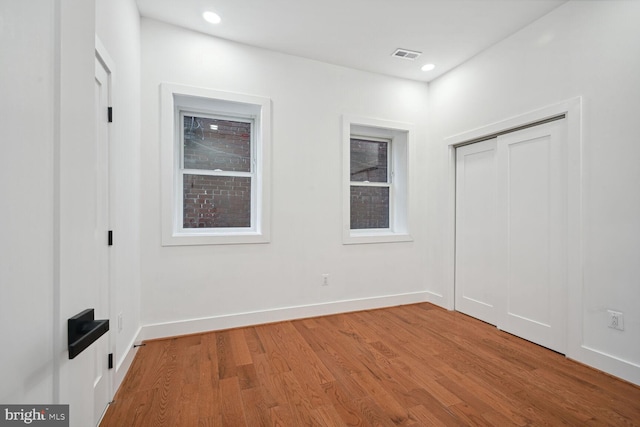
[113,326,143,394]
[423,290,450,309]
[139,291,430,341]
[571,345,640,386]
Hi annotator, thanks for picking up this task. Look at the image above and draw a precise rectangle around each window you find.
[181,114,253,229]
[343,115,412,244]
[161,84,271,245]
[350,137,391,229]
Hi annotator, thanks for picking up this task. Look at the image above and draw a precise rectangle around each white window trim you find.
[342,115,413,244]
[161,83,271,246]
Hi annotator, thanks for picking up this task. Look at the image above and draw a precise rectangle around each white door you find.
[93,56,112,424]
[455,139,498,325]
[496,120,567,353]
[455,119,567,354]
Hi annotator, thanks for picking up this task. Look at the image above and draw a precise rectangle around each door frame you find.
[442,97,583,360]
[95,36,116,417]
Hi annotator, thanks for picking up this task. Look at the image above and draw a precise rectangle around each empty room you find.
[1,0,639,426]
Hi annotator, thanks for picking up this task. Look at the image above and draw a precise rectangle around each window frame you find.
[161,83,271,246]
[342,115,413,244]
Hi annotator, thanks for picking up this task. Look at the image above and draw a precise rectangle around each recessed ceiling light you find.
[421,63,436,72]
[203,11,221,24]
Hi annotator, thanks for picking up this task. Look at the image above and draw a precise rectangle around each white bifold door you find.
[455,119,567,354]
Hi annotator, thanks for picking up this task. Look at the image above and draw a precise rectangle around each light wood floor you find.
[101,303,640,426]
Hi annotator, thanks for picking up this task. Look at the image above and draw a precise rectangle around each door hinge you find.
[108,107,113,123]
[108,230,113,246]
[108,353,114,370]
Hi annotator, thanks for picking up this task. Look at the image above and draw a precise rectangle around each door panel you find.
[93,56,111,424]
[455,139,498,325]
[505,135,552,324]
[496,120,567,353]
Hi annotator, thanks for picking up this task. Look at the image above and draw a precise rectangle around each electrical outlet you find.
[321,274,329,286]
[607,310,624,331]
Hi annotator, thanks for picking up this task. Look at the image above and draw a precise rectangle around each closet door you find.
[496,120,567,353]
[455,138,498,325]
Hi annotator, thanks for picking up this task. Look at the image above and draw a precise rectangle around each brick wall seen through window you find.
[182,116,252,228]
[350,138,390,229]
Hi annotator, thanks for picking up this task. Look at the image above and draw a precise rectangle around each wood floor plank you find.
[286,364,330,409]
[514,386,594,425]
[343,311,388,345]
[321,379,368,420]
[388,358,462,407]
[407,404,457,427]
[312,329,365,377]
[236,363,258,390]
[352,350,416,410]
[269,404,296,427]
[279,371,322,426]
[197,415,221,427]
[229,329,253,366]
[174,383,199,426]
[315,348,368,401]
[137,340,175,392]
[219,377,247,426]
[101,303,640,427]
[349,370,411,425]
[239,387,271,426]
[243,327,265,355]
[448,402,496,427]
[197,334,221,420]
[254,324,292,374]
[216,331,237,380]
[287,322,336,386]
[313,404,348,427]
[113,389,154,427]
[348,397,397,427]
[181,341,201,385]
[437,366,530,426]
[400,388,464,425]
[146,341,181,426]
[324,391,372,427]
[249,353,284,408]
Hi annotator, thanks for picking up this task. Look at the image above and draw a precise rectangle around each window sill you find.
[343,231,413,245]
[162,230,270,246]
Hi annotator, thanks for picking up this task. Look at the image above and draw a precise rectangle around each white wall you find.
[427,0,640,384]
[140,19,430,337]
[0,0,56,404]
[95,0,142,390]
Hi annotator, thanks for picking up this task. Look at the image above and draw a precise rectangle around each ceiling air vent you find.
[391,48,422,60]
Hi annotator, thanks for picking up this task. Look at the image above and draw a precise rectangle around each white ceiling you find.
[136,0,566,82]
